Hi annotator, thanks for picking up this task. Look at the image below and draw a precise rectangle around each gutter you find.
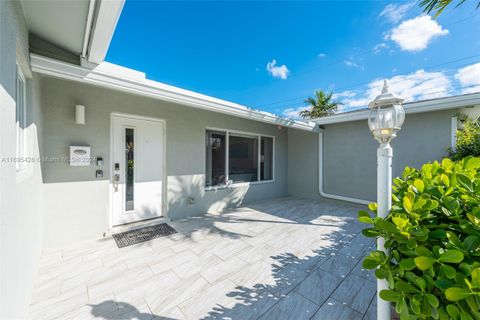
[318,129,371,205]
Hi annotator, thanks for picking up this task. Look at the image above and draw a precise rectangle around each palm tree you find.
[419,0,479,17]
[299,90,341,119]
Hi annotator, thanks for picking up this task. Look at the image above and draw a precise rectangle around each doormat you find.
[112,223,177,248]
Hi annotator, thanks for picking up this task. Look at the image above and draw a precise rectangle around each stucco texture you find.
[288,109,456,202]
[40,76,289,247]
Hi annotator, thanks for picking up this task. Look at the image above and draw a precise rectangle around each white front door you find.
[111,114,165,226]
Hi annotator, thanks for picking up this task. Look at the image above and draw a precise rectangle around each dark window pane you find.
[229,135,258,183]
[206,130,226,187]
[125,128,134,211]
[261,137,273,181]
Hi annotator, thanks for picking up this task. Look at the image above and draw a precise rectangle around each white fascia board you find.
[30,54,316,131]
[87,0,125,64]
[314,93,480,125]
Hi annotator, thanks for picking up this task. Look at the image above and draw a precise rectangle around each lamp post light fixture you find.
[368,80,405,320]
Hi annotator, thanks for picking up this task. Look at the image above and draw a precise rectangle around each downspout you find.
[318,129,371,205]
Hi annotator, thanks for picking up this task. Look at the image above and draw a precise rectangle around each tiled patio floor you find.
[28,197,377,320]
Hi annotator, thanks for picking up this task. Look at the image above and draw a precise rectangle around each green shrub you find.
[359,156,480,320]
[448,120,480,161]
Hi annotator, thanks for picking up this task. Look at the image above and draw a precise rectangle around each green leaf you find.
[414,179,425,193]
[464,235,480,251]
[368,202,377,212]
[442,158,454,170]
[443,196,460,214]
[438,250,464,263]
[457,173,473,192]
[425,293,439,308]
[392,216,408,229]
[440,264,457,279]
[362,257,379,269]
[400,258,416,271]
[362,228,380,237]
[415,256,436,270]
[358,211,373,224]
[376,219,398,233]
[375,268,388,279]
[403,195,413,213]
[445,287,472,301]
[471,268,480,288]
[379,289,400,302]
[446,304,460,320]
[410,297,421,315]
[464,157,480,171]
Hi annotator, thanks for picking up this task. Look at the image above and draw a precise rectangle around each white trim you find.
[81,0,96,58]
[205,127,275,190]
[87,0,125,63]
[30,54,317,131]
[15,63,27,173]
[109,112,167,227]
[451,116,458,150]
[314,93,480,125]
[318,130,371,205]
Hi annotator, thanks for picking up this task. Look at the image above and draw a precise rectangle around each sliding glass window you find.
[229,134,258,183]
[206,129,274,187]
[206,131,227,187]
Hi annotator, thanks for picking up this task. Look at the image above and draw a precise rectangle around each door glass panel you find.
[125,128,134,211]
[261,137,273,181]
[229,134,258,183]
[206,130,226,187]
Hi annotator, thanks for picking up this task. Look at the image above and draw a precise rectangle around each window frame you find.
[15,63,27,172]
[205,127,275,190]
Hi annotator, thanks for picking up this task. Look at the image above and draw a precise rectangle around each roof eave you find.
[313,93,480,125]
[30,54,316,131]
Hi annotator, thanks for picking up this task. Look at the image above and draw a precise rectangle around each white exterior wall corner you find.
[0,2,44,319]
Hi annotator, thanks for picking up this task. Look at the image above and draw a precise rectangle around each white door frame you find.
[109,112,167,227]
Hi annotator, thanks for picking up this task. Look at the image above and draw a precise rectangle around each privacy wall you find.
[0,2,44,319]
[288,109,456,202]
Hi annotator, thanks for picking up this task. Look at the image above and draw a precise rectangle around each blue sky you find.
[106,1,480,118]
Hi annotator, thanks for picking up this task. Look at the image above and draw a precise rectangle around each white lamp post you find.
[368,81,404,320]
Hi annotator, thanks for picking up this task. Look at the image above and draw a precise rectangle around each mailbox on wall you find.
[70,146,91,166]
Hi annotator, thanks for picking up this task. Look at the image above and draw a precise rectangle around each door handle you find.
[113,173,120,191]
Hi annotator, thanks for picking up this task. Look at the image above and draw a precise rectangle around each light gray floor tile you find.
[318,253,360,278]
[258,291,319,320]
[331,273,377,314]
[312,298,364,320]
[294,268,342,306]
[28,197,371,319]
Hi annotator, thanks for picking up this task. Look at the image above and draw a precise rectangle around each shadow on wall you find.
[167,174,250,220]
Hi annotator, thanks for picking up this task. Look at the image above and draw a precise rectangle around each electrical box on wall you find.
[70,146,91,166]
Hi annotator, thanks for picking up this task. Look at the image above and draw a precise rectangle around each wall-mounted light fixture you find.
[75,105,85,125]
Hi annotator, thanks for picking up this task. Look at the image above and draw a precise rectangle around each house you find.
[1,0,479,318]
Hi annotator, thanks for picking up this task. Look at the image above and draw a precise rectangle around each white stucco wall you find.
[0,1,44,319]
[40,76,289,248]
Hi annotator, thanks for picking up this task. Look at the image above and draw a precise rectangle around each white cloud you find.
[283,106,309,119]
[266,59,289,80]
[373,43,389,54]
[455,62,480,94]
[335,69,452,112]
[318,53,326,58]
[387,15,449,52]
[344,59,364,70]
[380,2,415,23]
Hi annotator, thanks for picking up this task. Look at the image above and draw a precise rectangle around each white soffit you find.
[313,93,480,125]
[21,0,90,54]
[31,54,316,131]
